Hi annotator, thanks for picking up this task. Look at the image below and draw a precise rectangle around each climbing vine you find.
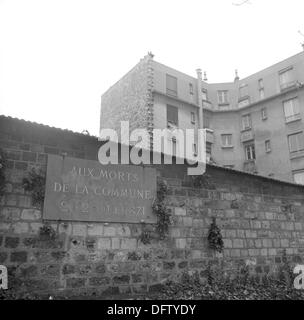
[0,149,6,197]
[140,180,171,244]
[23,167,46,207]
[207,217,224,253]
[153,180,171,240]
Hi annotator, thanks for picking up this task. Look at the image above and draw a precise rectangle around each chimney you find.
[203,71,208,82]
[234,69,240,82]
[196,68,204,129]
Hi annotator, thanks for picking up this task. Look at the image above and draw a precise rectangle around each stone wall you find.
[100,54,154,137]
[1,115,304,297]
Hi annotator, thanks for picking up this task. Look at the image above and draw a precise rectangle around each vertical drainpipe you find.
[196,68,203,129]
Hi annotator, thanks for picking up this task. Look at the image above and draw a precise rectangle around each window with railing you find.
[283,97,300,123]
[242,114,251,130]
[239,84,249,98]
[279,67,295,90]
[167,104,178,128]
[245,143,256,160]
[288,132,304,153]
[166,74,178,96]
[238,98,250,108]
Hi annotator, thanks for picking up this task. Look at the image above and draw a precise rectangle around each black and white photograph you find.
[1,0,304,308]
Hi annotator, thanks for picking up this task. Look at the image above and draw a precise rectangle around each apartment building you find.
[100,50,304,184]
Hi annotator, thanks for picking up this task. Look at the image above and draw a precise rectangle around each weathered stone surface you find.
[5,236,20,248]
[10,251,27,263]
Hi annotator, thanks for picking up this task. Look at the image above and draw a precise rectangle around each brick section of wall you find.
[1,116,304,296]
[100,54,154,135]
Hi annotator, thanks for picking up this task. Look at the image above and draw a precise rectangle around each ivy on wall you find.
[23,168,46,207]
[140,180,171,244]
[207,217,224,253]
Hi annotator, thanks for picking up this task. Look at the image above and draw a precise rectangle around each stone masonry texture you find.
[1,115,304,296]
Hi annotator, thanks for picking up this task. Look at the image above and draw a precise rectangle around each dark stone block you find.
[131,273,144,283]
[148,283,164,293]
[102,286,119,295]
[163,261,175,270]
[175,189,187,196]
[275,256,282,264]
[51,251,66,261]
[132,284,148,294]
[10,251,27,263]
[20,265,38,278]
[95,263,106,274]
[40,264,60,277]
[14,161,28,170]
[62,264,76,275]
[66,277,86,288]
[113,275,130,285]
[178,261,188,269]
[255,266,263,273]
[0,252,8,263]
[89,277,110,286]
[22,151,36,162]
[5,237,20,249]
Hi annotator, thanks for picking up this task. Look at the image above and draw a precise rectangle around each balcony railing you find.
[285,113,301,124]
[240,130,254,142]
[280,80,297,91]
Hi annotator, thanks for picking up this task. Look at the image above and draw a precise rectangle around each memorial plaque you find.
[43,154,157,223]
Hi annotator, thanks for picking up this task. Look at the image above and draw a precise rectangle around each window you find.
[293,171,304,185]
[217,90,229,104]
[221,134,233,147]
[283,97,300,122]
[238,98,250,108]
[190,112,195,124]
[202,89,208,101]
[242,114,251,130]
[259,88,265,100]
[192,143,197,156]
[288,132,304,153]
[167,105,178,127]
[189,83,194,95]
[172,138,177,156]
[239,84,249,98]
[279,67,294,89]
[203,116,210,129]
[166,74,177,96]
[261,108,267,120]
[206,142,212,161]
[245,143,256,160]
[258,79,264,89]
[265,140,271,152]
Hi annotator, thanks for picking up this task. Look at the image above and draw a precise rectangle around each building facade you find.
[100,50,304,184]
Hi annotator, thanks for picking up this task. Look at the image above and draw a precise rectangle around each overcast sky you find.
[0,0,303,136]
